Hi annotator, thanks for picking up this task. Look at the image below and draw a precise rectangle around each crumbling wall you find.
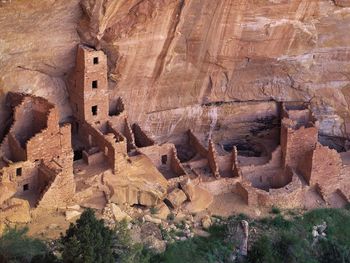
[8,133,26,162]
[306,144,342,198]
[69,45,109,123]
[235,170,304,209]
[232,146,241,177]
[36,161,75,210]
[170,147,187,176]
[26,108,60,162]
[137,143,186,177]
[123,119,136,152]
[281,122,318,169]
[207,139,220,178]
[79,121,127,172]
[109,97,125,116]
[188,130,208,157]
[199,177,238,195]
[109,115,136,152]
[132,123,155,148]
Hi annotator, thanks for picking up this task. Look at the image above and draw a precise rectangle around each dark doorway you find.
[93,57,99,64]
[16,167,22,176]
[92,80,98,89]
[74,150,83,161]
[161,155,168,165]
[23,184,29,191]
[92,105,98,116]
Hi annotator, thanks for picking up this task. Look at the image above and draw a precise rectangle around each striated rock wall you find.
[1,0,350,141]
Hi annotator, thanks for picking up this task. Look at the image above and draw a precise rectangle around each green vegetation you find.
[61,208,115,263]
[166,212,175,221]
[150,207,159,215]
[247,208,350,263]
[0,227,55,263]
[61,208,150,263]
[152,208,350,263]
[151,224,232,263]
[270,206,281,215]
[2,207,350,263]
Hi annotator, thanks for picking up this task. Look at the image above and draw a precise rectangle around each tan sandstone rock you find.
[180,178,196,201]
[0,182,16,206]
[65,210,82,221]
[110,203,132,222]
[144,215,162,225]
[153,202,170,220]
[166,188,187,209]
[1,0,350,142]
[2,198,31,224]
[201,215,212,230]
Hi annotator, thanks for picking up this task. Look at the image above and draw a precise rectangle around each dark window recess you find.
[73,150,83,161]
[92,105,98,116]
[23,184,29,191]
[75,103,78,112]
[93,57,99,64]
[92,80,98,89]
[16,167,22,176]
[161,155,168,165]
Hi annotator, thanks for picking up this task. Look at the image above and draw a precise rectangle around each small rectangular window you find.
[161,155,168,165]
[93,57,99,64]
[23,184,29,191]
[16,167,22,176]
[92,105,98,116]
[92,80,98,89]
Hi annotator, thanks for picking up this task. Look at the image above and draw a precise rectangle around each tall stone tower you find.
[69,45,109,123]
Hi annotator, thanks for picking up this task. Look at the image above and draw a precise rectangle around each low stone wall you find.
[235,171,305,209]
[199,177,238,195]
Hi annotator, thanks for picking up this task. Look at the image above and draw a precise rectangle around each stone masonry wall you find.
[308,144,342,198]
[132,123,155,148]
[281,122,318,169]
[207,139,220,178]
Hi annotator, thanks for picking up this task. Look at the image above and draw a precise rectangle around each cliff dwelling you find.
[1,45,350,228]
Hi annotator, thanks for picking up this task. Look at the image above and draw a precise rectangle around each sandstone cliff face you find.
[1,0,350,141]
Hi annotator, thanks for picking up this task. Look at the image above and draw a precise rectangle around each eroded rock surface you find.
[1,0,350,141]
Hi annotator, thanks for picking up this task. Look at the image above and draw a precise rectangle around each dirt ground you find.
[208,192,270,218]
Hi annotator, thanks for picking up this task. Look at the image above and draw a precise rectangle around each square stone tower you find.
[70,45,109,123]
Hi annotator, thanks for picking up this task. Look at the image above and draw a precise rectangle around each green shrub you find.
[167,213,175,221]
[270,215,293,230]
[317,239,350,263]
[0,227,54,263]
[271,206,281,214]
[150,207,159,215]
[61,208,115,263]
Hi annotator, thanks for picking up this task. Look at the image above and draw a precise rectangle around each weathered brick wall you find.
[297,149,314,183]
[132,123,155,147]
[235,170,305,209]
[188,130,208,157]
[137,143,173,168]
[308,144,342,197]
[207,139,220,178]
[170,146,187,176]
[69,45,109,123]
[217,155,233,177]
[35,161,75,210]
[199,177,237,195]
[108,115,137,152]
[79,121,128,173]
[281,122,318,169]
[81,122,112,168]
[8,132,26,162]
[235,182,249,204]
[26,109,61,163]
[123,118,136,151]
